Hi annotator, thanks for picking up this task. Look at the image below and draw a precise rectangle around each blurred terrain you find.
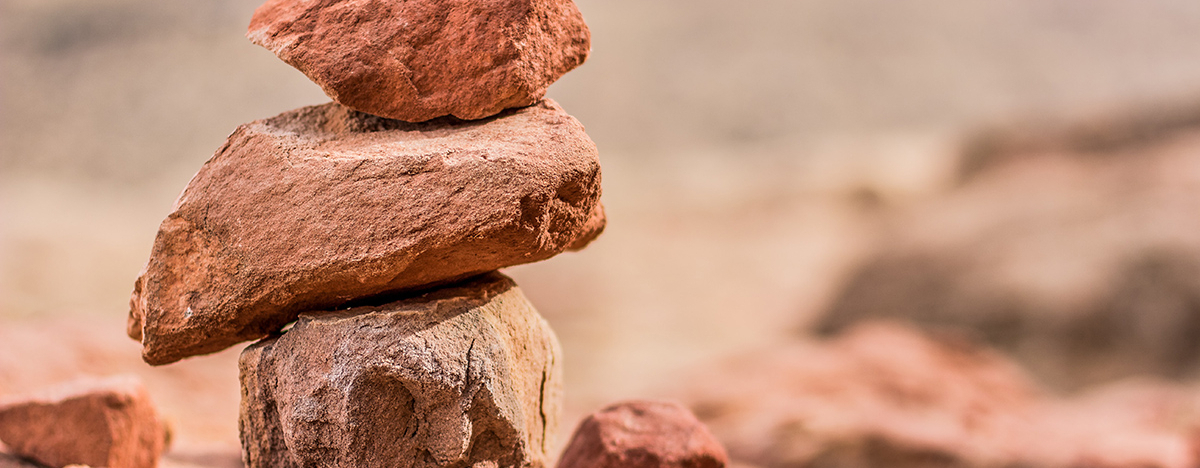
[4,0,1200,465]
[818,125,1200,390]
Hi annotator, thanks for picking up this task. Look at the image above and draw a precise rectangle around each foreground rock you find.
[684,322,1200,468]
[248,0,590,121]
[0,376,166,468]
[239,272,562,468]
[129,99,603,365]
[816,133,1200,390]
[558,400,727,468]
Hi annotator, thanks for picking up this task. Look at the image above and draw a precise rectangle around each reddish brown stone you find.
[0,376,166,468]
[247,0,590,122]
[558,400,728,468]
[128,99,603,365]
[239,272,562,468]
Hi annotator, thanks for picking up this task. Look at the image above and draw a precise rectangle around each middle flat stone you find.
[129,99,604,365]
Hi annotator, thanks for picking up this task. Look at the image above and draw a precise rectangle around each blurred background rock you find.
[4,0,1200,464]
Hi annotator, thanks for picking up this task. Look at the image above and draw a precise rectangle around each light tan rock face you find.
[247,0,590,122]
[239,272,563,468]
[0,376,166,468]
[816,139,1200,390]
[129,99,603,365]
[557,400,728,468]
[684,322,1200,468]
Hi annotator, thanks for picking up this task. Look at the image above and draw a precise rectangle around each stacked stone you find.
[127,1,600,467]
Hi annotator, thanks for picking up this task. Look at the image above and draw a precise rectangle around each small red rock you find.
[128,99,603,365]
[248,0,591,121]
[558,400,728,468]
[0,376,166,468]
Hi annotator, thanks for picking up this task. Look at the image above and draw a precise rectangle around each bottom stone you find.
[239,272,563,468]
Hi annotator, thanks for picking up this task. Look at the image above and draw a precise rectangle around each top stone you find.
[248,0,591,122]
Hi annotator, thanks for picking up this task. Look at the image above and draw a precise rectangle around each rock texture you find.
[247,0,590,122]
[684,322,1200,468]
[558,400,727,468]
[239,272,563,468]
[129,99,603,365]
[816,133,1200,390]
[0,454,45,468]
[0,376,166,468]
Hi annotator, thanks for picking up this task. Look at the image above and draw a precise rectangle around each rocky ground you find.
[4,0,1200,467]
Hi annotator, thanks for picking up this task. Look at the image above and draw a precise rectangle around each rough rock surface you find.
[0,453,44,468]
[558,400,727,468]
[129,99,603,365]
[684,322,1200,468]
[239,272,563,468]
[816,135,1200,390]
[247,0,590,121]
[0,376,166,468]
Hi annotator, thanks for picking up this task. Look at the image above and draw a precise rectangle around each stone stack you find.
[127,1,600,467]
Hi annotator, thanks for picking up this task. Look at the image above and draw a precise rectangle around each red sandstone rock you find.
[0,376,166,468]
[558,400,727,468]
[684,322,1200,468]
[247,0,590,122]
[128,99,603,365]
[239,272,562,468]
